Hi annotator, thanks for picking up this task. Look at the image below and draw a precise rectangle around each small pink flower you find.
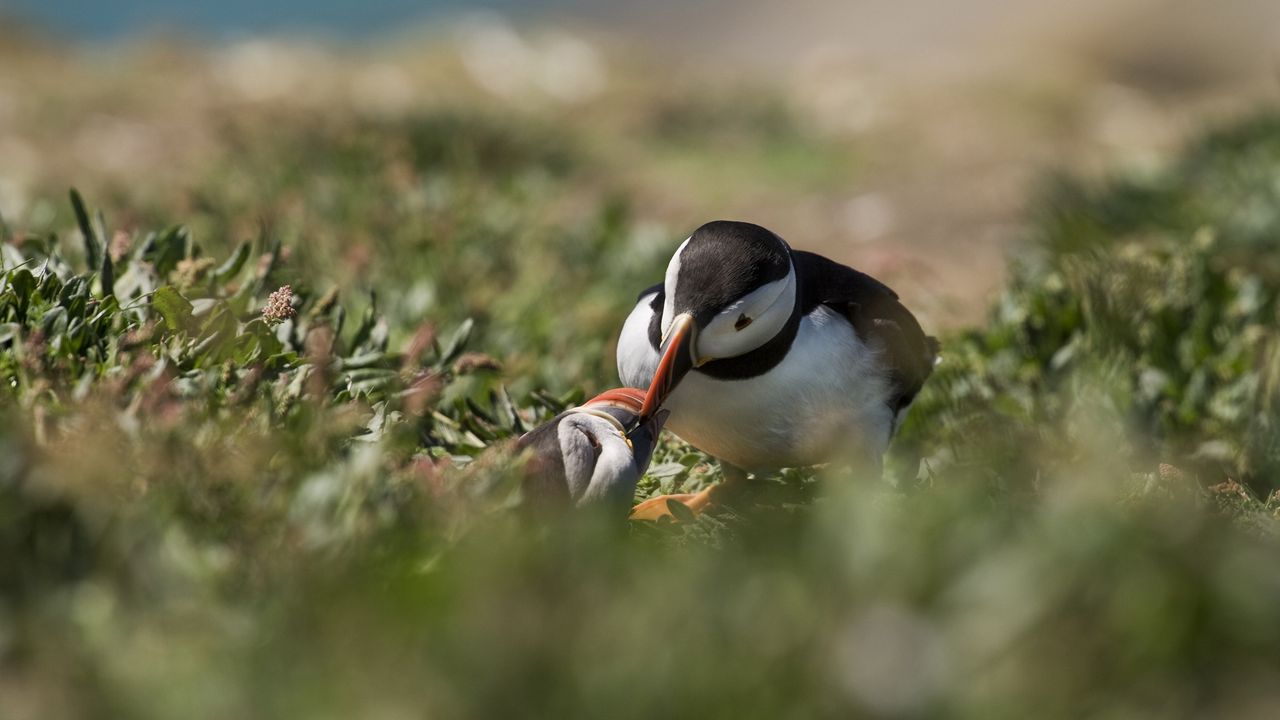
[262,285,297,326]
[110,231,133,262]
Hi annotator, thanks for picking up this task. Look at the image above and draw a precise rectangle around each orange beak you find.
[636,312,698,426]
[584,387,648,413]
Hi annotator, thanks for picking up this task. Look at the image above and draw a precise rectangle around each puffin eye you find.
[734,314,753,331]
[577,427,602,454]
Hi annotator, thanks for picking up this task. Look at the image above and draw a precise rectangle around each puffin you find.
[514,387,668,513]
[617,220,938,519]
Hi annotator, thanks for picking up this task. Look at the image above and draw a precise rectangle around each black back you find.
[671,221,791,327]
[791,250,939,413]
[513,417,572,506]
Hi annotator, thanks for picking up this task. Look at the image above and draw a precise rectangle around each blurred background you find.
[5,3,1280,719]
[3,0,1278,329]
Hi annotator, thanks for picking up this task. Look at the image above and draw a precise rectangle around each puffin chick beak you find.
[636,312,698,426]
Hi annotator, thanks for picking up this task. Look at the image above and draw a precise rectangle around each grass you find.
[3,44,1280,718]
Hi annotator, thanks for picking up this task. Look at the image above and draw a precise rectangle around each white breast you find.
[616,298,896,472]
[617,290,661,392]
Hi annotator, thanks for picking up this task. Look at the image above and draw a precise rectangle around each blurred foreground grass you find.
[3,52,1280,718]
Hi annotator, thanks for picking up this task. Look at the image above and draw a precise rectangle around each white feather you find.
[556,413,640,506]
[660,236,691,336]
[617,301,895,472]
[618,288,661,391]
[698,267,796,361]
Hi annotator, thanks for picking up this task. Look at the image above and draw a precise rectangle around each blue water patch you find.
[3,0,561,41]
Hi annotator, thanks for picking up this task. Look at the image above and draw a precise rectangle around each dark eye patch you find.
[735,314,753,331]
[578,427,602,453]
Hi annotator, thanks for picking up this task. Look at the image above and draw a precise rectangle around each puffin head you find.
[637,220,797,423]
[517,388,668,510]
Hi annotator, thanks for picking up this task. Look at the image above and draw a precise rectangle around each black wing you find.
[513,418,571,507]
[635,281,664,304]
[792,250,939,413]
[637,282,665,352]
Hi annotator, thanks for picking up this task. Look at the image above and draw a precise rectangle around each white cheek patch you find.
[661,236,691,336]
[698,267,797,360]
[556,417,596,501]
[557,413,639,506]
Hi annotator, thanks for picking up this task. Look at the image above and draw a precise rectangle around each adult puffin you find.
[618,220,938,519]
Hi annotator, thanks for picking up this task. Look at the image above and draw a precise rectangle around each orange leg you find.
[629,463,751,521]
[629,485,718,521]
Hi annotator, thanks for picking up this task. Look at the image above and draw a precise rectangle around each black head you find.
[669,220,792,326]
[637,221,799,423]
